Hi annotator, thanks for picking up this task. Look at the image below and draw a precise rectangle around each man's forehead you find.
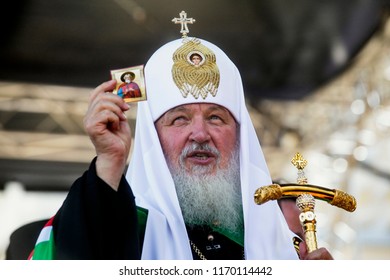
[166,103,232,114]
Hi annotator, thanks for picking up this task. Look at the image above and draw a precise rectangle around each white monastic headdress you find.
[125,14,297,259]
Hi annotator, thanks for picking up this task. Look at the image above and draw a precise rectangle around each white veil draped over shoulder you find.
[125,38,298,260]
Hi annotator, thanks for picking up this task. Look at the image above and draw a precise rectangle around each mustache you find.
[180,143,221,159]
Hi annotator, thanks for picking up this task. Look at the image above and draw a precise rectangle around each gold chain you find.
[190,240,208,260]
[189,240,245,260]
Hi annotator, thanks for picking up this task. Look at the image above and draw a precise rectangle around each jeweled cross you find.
[172,11,196,38]
[291,152,307,170]
[291,152,308,184]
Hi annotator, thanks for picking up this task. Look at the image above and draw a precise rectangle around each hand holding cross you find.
[254,152,357,253]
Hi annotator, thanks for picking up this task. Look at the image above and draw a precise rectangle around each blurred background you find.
[0,0,389,260]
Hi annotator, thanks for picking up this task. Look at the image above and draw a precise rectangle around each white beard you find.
[169,143,243,234]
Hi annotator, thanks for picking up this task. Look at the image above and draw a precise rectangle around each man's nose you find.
[189,120,211,143]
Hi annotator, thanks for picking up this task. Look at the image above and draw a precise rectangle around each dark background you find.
[0,0,388,103]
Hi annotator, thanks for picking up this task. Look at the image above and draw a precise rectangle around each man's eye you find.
[210,115,222,121]
[172,116,187,124]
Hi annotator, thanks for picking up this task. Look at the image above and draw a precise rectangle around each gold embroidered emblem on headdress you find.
[172,38,220,99]
[171,11,220,99]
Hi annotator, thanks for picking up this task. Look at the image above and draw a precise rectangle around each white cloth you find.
[125,38,298,260]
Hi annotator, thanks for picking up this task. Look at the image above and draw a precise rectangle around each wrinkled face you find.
[155,103,238,175]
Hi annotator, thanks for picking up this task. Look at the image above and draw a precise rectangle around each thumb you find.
[299,241,308,260]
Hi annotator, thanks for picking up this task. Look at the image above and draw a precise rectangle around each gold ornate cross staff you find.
[172,11,196,38]
[254,152,357,253]
[290,152,317,252]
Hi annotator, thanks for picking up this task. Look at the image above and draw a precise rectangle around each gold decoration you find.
[254,152,358,254]
[291,152,308,184]
[291,152,307,170]
[332,189,357,212]
[296,193,318,253]
[292,236,302,257]
[254,183,357,212]
[254,184,283,205]
[172,38,220,99]
[172,11,196,38]
[296,193,316,212]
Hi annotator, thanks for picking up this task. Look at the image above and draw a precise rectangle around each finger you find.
[102,97,130,121]
[92,108,123,132]
[299,241,308,259]
[88,92,129,121]
[89,80,117,103]
[309,248,334,260]
[86,102,126,131]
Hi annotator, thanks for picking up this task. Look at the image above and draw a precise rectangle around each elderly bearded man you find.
[28,15,332,261]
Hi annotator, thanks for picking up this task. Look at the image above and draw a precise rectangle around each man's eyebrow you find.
[165,104,229,116]
[206,105,230,113]
[166,106,190,115]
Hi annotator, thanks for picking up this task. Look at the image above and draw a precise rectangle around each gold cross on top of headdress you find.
[172,11,196,38]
